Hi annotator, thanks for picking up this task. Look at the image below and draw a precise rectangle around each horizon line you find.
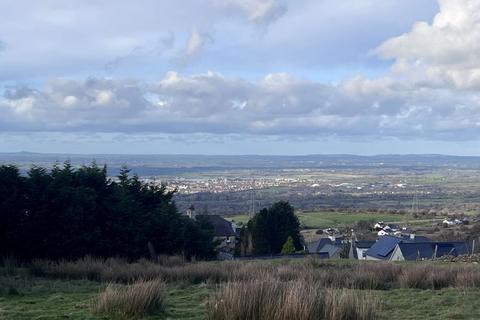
[1,151,479,158]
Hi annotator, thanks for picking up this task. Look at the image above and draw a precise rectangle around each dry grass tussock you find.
[207,280,382,320]
[25,256,480,290]
[92,279,166,318]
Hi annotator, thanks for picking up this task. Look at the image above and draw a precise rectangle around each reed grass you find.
[92,279,166,318]
[206,280,382,320]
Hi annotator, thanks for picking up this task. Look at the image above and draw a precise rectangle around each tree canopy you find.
[247,201,302,255]
[0,163,215,261]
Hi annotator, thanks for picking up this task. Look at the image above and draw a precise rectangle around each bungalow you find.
[390,241,470,261]
[387,224,401,232]
[377,229,391,236]
[185,206,237,253]
[374,222,386,231]
[365,234,431,261]
[308,237,345,259]
[442,219,456,227]
[196,214,237,252]
[349,240,376,260]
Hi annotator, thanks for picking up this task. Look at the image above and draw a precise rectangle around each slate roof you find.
[396,241,470,260]
[387,224,401,230]
[365,235,432,260]
[395,243,435,260]
[320,244,342,257]
[308,238,331,253]
[350,240,376,259]
[355,240,375,249]
[196,215,236,237]
[308,237,344,258]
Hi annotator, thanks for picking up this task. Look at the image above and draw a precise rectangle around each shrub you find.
[281,237,296,255]
[92,279,166,318]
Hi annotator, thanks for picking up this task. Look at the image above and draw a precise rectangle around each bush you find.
[92,279,166,318]
[281,237,296,255]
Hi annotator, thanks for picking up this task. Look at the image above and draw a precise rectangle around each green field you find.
[0,278,209,320]
[2,277,480,320]
[227,211,407,229]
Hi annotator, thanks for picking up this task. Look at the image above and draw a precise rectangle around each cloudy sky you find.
[2,0,480,155]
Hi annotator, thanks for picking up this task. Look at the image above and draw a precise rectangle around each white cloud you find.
[3,0,480,144]
[375,0,480,89]
[175,30,214,66]
[185,31,204,57]
[63,95,78,107]
[2,70,480,140]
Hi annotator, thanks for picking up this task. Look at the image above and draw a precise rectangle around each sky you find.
[2,0,480,155]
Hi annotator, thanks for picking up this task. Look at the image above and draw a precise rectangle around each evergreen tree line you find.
[0,163,215,261]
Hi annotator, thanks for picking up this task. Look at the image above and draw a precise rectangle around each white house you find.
[377,229,391,236]
[374,222,385,231]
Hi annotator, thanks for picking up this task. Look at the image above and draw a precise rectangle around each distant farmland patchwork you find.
[3,153,480,215]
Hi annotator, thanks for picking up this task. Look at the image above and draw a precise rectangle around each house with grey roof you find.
[187,206,237,253]
[308,237,345,259]
[196,214,237,253]
[365,234,431,261]
[349,240,376,260]
[389,241,470,261]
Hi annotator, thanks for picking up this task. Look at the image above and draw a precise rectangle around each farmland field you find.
[228,211,408,228]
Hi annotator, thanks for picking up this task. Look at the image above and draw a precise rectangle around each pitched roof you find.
[387,224,400,230]
[308,238,332,253]
[396,243,434,260]
[366,235,432,260]
[196,215,236,237]
[308,238,343,257]
[355,240,376,249]
[396,241,470,260]
[320,244,342,257]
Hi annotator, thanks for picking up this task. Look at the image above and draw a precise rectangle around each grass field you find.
[0,280,209,320]
[227,211,407,229]
[2,277,480,319]
[3,259,480,319]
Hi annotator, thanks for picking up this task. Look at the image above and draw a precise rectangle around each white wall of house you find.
[389,245,405,261]
[356,248,368,260]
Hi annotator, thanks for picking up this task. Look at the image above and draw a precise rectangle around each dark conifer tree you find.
[247,201,302,255]
[0,163,215,261]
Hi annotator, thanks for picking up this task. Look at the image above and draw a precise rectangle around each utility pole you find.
[411,174,419,216]
[250,179,256,219]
